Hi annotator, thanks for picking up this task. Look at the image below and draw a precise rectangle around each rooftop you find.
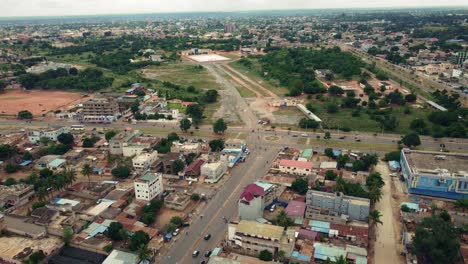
[235,220,284,241]
[285,200,306,217]
[279,159,313,169]
[402,149,468,175]
[239,184,265,202]
[49,158,66,167]
[103,249,137,264]
[138,173,158,182]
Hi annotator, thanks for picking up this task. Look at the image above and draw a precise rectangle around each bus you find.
[71,125,85,131]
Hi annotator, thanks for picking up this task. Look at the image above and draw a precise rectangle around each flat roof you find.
[138,173,157,182]
[103,249,137,264]
[402,149,468,174]
[236,220,284,240]
[49,158,66,167]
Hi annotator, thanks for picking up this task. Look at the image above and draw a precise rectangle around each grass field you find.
[141,62,220,90]
[229,60,289,96]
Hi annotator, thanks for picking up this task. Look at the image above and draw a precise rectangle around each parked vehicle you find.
[204,234,211,240]
[192,251,200,257]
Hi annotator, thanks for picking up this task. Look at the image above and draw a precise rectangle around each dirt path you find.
[374,162,402,264]
[222,64,278,98]
[215,65,264,98]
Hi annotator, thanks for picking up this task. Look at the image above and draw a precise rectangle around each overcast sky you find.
[0,0,466,17]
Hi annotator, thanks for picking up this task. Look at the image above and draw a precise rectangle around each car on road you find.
[292,134,299,137]
[270,204,276,212]
[192,250,200,257]
[301,133,308,137]
[204,234,211,240]
[172,228,179,236]
[355,139,361,142]
[205,250,212,257]
[339,136,346,139]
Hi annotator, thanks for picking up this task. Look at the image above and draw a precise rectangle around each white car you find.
[301,133,308,137]
[172,228,180,236]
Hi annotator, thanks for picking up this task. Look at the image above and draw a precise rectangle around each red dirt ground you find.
[0,90,83,116]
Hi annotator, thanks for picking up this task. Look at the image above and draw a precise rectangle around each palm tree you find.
[81,163,93,186]
[37,187,47,201]
[137,244,152,263]
[368,187,383,204]
[369,210,383,241]
[335,255,351,264]
[64,169,77,187]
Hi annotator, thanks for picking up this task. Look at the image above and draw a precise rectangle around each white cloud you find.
[0,0,466,17]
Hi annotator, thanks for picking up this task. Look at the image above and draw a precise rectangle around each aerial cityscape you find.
[0,1,467,264]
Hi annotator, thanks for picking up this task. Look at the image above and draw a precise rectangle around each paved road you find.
[164,142,279,264]
[2,120,468,152]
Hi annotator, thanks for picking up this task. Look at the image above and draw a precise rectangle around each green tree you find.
[171,159,185,175]
[259,250,273,261]
[105,130,117,141]
[186,104,203,120]
[32,201,47,210]
[213,118,227,134]
[137,244,152,263]
[191,193,201,201]
[4,163,20,173]
[22,151,33,161]
[17,110,33,119]
[62,227,74,246]
[111,166,131,178]
[384,151,401,161]
[81,163,93,185]
[179,118,192,132]
[129,231,150,251]
[369,210,383,227]
[208,139,225,152]
[291,178,309,194]
[82,137,96,148]
[27,251,45,264]
[276,210,294,228]
[454,198,468,212]
[324,132,331,140]
[410,118,427,134]
[326,102,338,113]
[170,216,183,227]
[328,85,344,96]
[203,89,219,103]
[57,133,74,145]
[412,214,460,264]
[325,170,338,181]
[401,133,421,148]
[105,222,124,241]
[405,93,417,103]
[324,148,334,159]
[4,178,17,186]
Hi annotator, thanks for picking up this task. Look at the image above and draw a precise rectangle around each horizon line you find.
[0,5,467,20]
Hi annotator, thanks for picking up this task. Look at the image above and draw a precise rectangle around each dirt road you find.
[222,64,278,98]
[374,162,401,264]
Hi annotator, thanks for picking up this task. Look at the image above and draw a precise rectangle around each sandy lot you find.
[373,162,401,264]
[187,54,230,63]
[0,236,61,261]
[0,90,82,116]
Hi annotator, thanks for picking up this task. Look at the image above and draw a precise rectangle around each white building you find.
[134,173,163,201]
[201,161,228,183]
[132,151,158,171]
[28,127,69,143]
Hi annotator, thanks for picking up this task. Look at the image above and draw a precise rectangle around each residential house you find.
[285,200,306,224]
[306,191,370,222]
[239,183,265,220]
[165,191,191,211]
[132,151,158,171]
[227,220,295,258]
[28,127,69,143]
[134,173,163,201]
[201,160,228,183]
[279,159,314,176]
[0,184,34,212]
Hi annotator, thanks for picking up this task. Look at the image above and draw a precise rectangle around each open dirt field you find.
[0,90,82,116]
[187,54,230,63]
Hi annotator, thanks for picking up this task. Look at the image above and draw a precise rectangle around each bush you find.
[4,178,17,186]
[18,110,33,119]
[259,250,273,261]
[4,163,20,173]
[191,193,201,201]
[32,201,47,210]
[291,178,309,194]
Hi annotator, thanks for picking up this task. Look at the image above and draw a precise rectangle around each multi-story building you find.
[400,149,468,200]
[134,173,163,201]
[201,160,228,183]
[132,151,158,171]
[28,127,69,143]
[0,184,34,213]
[227,220,295,258]
[81,97,120,123]
[239,183,265,220]
[278,159,314,176]
[306,191,370,222]
[108,130,140,155]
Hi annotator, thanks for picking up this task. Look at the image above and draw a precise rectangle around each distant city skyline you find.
[0,0,467,17]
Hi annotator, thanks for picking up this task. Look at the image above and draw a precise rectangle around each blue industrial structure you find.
[400,149,468,200]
